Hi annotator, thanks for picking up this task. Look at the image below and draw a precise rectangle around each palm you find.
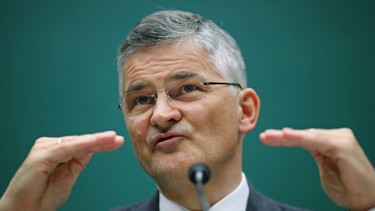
[40,154,93,210]
[313,152,347,207]
[260,128,375,210]
[0,131,123,211]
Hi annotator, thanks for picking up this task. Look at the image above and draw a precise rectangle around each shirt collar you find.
[159,172,249,211]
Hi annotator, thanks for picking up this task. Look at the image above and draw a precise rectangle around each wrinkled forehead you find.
[121,42,223,91]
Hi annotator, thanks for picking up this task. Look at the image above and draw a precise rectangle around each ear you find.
[238,88,260,133]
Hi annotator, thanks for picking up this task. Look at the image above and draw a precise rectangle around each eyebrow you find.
[125,71,205,93]
[125,82,149,93]
[167,71,203,81]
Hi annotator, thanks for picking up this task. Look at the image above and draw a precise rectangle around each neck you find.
[157,162,243,210]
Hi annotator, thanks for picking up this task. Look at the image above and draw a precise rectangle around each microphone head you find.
[188,163,211,185]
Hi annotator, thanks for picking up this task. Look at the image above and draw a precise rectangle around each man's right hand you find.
[0,131,124,211]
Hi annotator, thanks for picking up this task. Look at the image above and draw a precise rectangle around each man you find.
[0,10,374,211]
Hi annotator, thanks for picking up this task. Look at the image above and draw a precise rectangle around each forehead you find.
[122,42,222,89]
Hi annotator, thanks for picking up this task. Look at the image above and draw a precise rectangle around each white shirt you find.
[159,172,249,211]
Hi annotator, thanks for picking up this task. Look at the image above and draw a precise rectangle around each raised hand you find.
[0,131,124,211]
[260,128,375,211]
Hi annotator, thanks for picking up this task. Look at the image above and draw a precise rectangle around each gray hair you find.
[117,10,246,96]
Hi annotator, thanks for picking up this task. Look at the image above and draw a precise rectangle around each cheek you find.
[207,98,239,135]
[126,117,153,166]
[184,97,238,134]
[126,116,149,147]
[182,102,208,124]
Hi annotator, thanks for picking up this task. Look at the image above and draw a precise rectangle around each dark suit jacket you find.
[111,182,310,211]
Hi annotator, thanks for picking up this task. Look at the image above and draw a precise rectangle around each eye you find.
[180,84,199,94]
[170,82,204,101]
[125,89,155,112]
[134,96,155,105]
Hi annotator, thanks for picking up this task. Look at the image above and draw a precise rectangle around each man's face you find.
[122,42,244,183]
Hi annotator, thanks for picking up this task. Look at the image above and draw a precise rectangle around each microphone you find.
[188,163,211,211]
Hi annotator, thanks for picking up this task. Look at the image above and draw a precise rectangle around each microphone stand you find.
[189,163,211,211]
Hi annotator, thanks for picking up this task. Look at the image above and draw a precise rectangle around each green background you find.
[1,1,374,210]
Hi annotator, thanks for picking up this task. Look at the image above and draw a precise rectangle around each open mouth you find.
[158,136,172,142]
[152,133,184,149]
[157,135,179,143]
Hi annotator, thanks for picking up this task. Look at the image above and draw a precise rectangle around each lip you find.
[151,132,185,150]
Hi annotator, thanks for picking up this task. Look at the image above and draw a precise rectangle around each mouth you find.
[152,132,184,149]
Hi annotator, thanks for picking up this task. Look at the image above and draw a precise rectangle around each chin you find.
[148,157,198,183]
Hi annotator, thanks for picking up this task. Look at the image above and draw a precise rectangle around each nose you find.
[150,91,182,130]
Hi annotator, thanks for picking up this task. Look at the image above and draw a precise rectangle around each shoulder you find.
[246,181,310,211]
[110,192,159,211]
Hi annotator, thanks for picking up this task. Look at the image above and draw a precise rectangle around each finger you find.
[50,153,94,182]
[31,135,79,151]
[39,131,124,165]
[70,153,94,174]
[259,129,293,146]
[259,128,346,152]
